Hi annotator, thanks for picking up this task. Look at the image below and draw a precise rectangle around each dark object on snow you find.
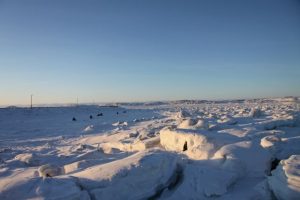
[270,158,280,171]
[72,117,77,121]
[90,115,93,119]
[123,110,127,114]
[97,113,103,116]
[268,158,281,176]
[116,112,119,115]
[183,141,188,151]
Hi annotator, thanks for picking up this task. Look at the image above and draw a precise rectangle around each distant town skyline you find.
[1,0,300,105]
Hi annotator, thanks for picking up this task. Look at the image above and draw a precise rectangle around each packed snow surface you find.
[0,98,300,199]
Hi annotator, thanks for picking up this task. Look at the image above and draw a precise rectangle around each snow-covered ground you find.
[1,97,300,199]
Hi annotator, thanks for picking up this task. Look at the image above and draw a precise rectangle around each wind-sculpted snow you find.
[0,98,300,199]
[268,155,300,200]
[73,150,178,200]
[0,170,90,200]
[162,161,238,199]
[14,153,40,166]
[38,164,65,177]
[160,127,239,160]
[177,118,209,130]
[213,141,271,177]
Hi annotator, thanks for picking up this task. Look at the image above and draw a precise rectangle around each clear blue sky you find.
[0,0,300,105]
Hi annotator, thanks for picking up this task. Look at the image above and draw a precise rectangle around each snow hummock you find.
[260,135,282,148]
[83,125,94,132]
[163,162,238,199]
[177,118,209,130]
[249,107,263,118]
[174,109,190,120]
[72,150,177,200]
[213,141,271,178]
[15,153,40,166]
[160,127,237,160]
[268,155,300,200]
[38,164,65,178]
[0,177,90,200]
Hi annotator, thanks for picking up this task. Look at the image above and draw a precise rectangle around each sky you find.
[0,0,300,105]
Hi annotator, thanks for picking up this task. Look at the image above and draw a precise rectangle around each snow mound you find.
[260,135,282,148]
[38,164,65,178]
[15,153,40,166]
[213,141,271,177]
[164,163,238,199]
[217,116,237,125]
[72,150,177,199]
[268,155,300,200]
[174,109,190,120]
[112,121,128,126]
[83,125,94,132]
[160,127,235,160]
[260,116,296,130]
[249,108,263,118]
[277,136,300,160]
[0,177,89,200]
[177,118,197,129]
[260,135,300,160]
[177,118,208,130]
[195,119,209,129]
[71,143,95,152]
[253,179,273,200]
[99,136,160,153]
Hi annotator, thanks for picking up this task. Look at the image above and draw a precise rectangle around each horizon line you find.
[1,95,299,108]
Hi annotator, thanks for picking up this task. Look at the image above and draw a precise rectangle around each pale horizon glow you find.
[1,0,300,106]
